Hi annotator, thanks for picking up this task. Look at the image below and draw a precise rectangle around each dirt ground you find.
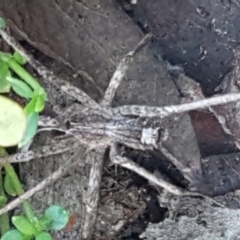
[1,1,240,239]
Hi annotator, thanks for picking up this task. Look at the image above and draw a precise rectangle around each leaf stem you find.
[3,163,35,222]
[0,148,36,224]
[0,148,10,236]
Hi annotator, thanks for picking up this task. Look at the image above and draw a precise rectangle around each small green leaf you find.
[0,62,11,93]
[12,216,38,236]
[0,77,11,93]
[0,194,7,205]
[1,229,26,240]
[13,52,27,65]
[43,206,69,231]
[18,112,38,148]
[0,96,27,147]
[35,232,52,240]
[0,17,5,29]
[34,94,46,112]
[6,76,34,99]
[38,216,53,231]
[0,51,11,62]
[0,61,9,80]
[24,97,37,115]
[4,173,17,196]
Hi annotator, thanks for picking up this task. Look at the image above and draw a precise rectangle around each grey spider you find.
[0,30,233,238]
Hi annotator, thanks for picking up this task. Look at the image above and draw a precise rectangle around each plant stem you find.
[0,172,9,236]
[0,148,36,223]
[7,58,43,92]
[3,163,35,222]
[0,147,10,235]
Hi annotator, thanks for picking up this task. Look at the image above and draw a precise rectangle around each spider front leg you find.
[101,33,152,106]
[0,29,98,107]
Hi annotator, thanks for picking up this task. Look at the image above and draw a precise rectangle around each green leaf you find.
[0,77,10,93]
[6,58,42,92]
[0,51,11,62]
[38,216,53,231]
[1,229,26,240]
[0,62,9,80]
[12,52,27,65]
[43,206,69,231]
[24,97,37,115]
[0,62,11,93]
[3,173,17,196]
[35,232,52,240]
[0,17,5,29]
[18,112,38,148]
[24,92,46,114]
[34,94,46,112]
[0,96,27,147]
[6,76,34,99]
[12,216,38,236]
[0,194,7,205]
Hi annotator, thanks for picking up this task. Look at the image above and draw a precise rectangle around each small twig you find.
[112,93,240,118]
[0,148,84,216]
[101,33,152,106]
[0,29,97,106]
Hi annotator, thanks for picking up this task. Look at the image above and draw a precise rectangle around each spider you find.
[0,30,232,238]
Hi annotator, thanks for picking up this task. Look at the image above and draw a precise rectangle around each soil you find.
[1,1,240,239]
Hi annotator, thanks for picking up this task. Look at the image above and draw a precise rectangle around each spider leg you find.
[82,34,152,239]
[38,115,60,127]
[101,33,152,106]
[0,138,75,164]
[0,146,86,216]
[159,143,197,183]
[109,142,183,195]
[112,93,240,118]
[0,29,97,107]
[109,143,224,207]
